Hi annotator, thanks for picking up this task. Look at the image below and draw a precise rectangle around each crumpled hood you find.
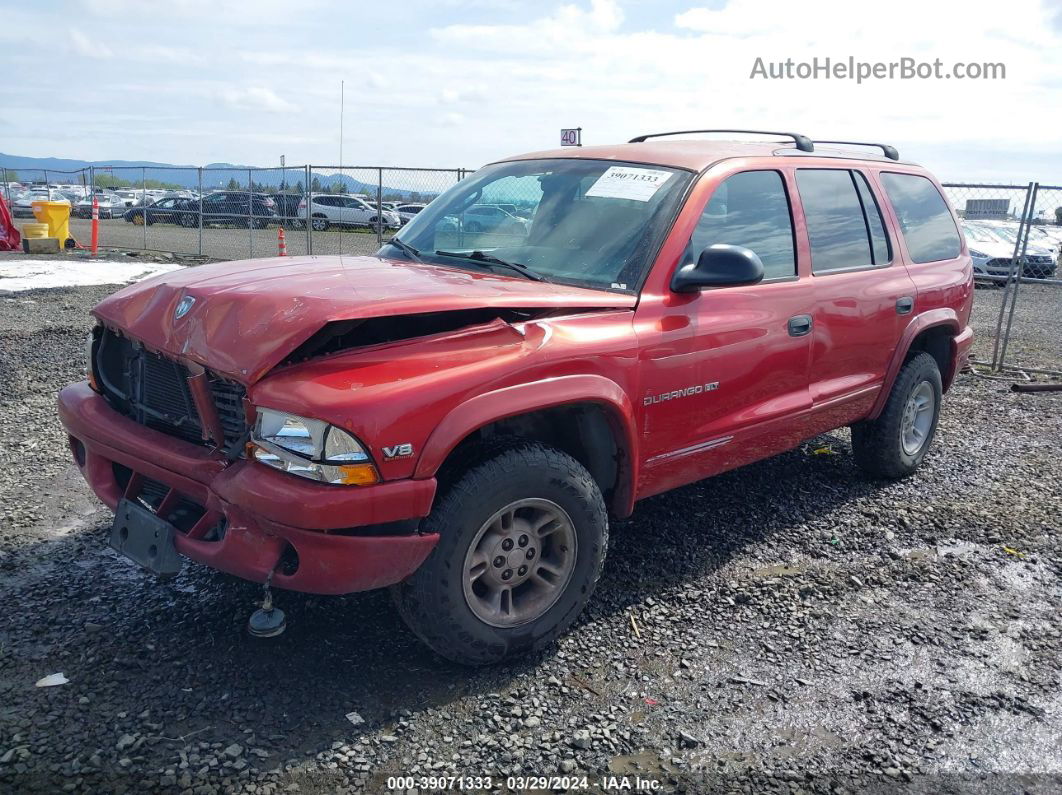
[92,254,634,384]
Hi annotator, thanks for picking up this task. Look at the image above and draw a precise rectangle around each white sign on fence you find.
[560,128,582,147]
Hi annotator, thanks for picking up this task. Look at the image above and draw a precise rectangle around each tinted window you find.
[853,172,890,265]
[880,173,961,263]
[797,169,877,273]
[692,170,795,279]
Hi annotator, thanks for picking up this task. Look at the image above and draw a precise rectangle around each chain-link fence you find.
[942,182,1062,375]
[1,163,469,261]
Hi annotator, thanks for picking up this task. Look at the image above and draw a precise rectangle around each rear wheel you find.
[311,216,329,232]
[852,352,942,478]
[179,213,197,228]
[131,212,144,226]
[392,442,608,665]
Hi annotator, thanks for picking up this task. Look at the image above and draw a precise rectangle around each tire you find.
[179,214,197,228]
[393,442,608,665]
[132,213,144,226]
[851,352,943,479]
[311,217,329,232]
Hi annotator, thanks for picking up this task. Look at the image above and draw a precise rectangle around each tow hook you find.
[247,567,286,638]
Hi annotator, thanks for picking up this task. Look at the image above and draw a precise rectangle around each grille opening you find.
[111,463,209,534]
[95,327,248,449]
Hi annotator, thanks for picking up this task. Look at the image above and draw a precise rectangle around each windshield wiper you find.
[385,236,422,262]
[434,249,545,282]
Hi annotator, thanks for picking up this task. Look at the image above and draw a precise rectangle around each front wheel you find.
[392,442,608,665]
[851,351,943,479]
[311,217,329,232]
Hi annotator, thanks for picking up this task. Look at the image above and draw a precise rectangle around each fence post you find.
[142,167,148,250]
[990,182,1035,370]
[197,167,203,257]
[306,165,312,255]
[3,168,9,210]
[997,182,1040,371]
[376,167,384,248]
[248,167,253,259]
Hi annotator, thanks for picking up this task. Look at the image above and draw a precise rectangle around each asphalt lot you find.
[0,264,1060,794]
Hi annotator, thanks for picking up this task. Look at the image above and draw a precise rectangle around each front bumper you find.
[58,382,439,595]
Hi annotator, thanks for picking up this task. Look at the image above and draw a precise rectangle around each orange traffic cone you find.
[277,226,287,257]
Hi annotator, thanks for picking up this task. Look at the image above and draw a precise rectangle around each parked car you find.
[175,191,277,228]
[75,193,127,219]
[966,222,1057,279]
[12,189,71,217]
[60,130,974,665]
[460,203,530,234]
[297,193,400,231]
[270,193,305,225]
[123,196,198,227]
[962,223,1022,282]
[394,203,426,225]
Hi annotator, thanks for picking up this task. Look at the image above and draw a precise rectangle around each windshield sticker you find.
[584,166,673,202]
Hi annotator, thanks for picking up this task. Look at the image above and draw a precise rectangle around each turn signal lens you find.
[336,463,380,486]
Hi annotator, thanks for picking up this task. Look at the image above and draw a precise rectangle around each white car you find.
[12,188,71,218]
[394,203,426,225]
[963,223,1057,281]
[297,193,401,231]
[977,221,1058,278]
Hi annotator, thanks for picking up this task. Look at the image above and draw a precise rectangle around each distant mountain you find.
[0,153,452,199]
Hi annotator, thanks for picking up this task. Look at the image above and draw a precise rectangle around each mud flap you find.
[109,499,183,577]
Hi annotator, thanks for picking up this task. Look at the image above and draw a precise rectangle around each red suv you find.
[59,130,974,664]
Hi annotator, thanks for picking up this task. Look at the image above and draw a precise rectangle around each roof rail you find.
[628,129,814,152]
[815,140,899,161]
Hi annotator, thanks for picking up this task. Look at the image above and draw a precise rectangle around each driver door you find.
[636,169,815,497]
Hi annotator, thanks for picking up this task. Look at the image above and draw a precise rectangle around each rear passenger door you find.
[794,169,916,428]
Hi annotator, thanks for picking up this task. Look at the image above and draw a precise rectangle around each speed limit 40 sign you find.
[560,128,582,146]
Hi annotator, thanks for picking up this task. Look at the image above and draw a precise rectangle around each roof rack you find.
[628,129,814,152]
[815,140,900,160]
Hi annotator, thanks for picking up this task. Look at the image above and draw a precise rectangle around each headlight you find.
[251,408,379,486]
[969,249,989,259]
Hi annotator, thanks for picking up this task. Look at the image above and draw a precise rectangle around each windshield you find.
[382,158,692,292]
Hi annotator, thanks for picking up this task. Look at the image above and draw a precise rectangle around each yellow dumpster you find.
[31,200,73,248]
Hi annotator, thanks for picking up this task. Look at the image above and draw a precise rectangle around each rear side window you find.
[796,169,889,273]
[880,173,961,263]
[692,170,795,279]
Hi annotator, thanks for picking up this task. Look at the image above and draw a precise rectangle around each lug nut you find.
[518,534,529,547]
[518,565,528,576]
[525,549,536,560]
[493,555,505,568]
[502,539,514,551]
[502,569,513,580]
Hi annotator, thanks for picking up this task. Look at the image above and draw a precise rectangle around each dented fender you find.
[414,374,639,517]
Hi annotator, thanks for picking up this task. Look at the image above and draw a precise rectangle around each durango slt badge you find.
[644,382,719,406]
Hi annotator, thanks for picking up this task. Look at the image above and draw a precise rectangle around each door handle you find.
[896,296,914,315]
[787,314,813,337]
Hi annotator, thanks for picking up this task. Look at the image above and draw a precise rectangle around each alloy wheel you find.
[462,498,577,628]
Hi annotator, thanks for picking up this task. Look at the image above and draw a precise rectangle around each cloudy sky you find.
[2,0,1060,182]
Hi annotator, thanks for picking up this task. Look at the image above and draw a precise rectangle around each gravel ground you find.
[0,270,1060,794]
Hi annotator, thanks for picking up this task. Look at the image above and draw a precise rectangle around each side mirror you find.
[670,243,765,293]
